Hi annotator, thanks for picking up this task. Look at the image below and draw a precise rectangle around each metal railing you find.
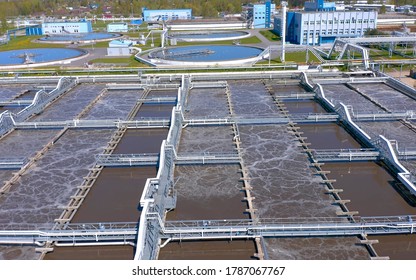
[273,92,315,100]
[96,153,159,167]
[353,111,416,122]
[136,97,177,104]
[312,148,380,162]
[161,215,416,240]
[176,152,240,165]
[0,157,27,169]
[290,113,339,123]
[2,215,416,245]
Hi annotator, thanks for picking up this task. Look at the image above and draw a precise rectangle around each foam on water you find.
[0,85,32,102]
[0,129,114,259]
[169,165,247,220]
[0,129,58,158]
[321,84,383,114]
[184,87,229,118]
[264,237,369,260]
[30,84,106,121]
[357,121,416,150]
[352,83,416,112]
[82,89,142,120]
[178,126,235,154]
[228,81,283,117]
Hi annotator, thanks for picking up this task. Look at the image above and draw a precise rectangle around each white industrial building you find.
[107,22,128,33]
[42,21,92,34]
[274,0,378,45]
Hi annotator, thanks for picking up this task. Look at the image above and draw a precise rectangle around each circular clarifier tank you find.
[38,32,121,43]
[145,45,266,67]
[0,48,87,68]
[168,31,250,42]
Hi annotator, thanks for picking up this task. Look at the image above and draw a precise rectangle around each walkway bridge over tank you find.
[0,215,415,246]
[312,148,416,162]
[95,152,240,167]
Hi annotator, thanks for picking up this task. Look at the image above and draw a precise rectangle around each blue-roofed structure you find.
[304,0,336,11]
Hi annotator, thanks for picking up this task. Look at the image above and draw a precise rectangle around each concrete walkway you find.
[249,29,275,48]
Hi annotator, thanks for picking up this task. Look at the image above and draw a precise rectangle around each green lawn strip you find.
[0,36,67,51]
[89,55,148,67]
[176,36,262,46]
[255,50,322,65]
[259,30,281,42]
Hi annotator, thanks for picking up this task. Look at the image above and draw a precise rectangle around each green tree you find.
[0,14,8,34]
[380,5,387,14]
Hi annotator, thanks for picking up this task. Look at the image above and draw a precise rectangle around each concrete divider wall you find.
[15,77,77,122]
[375,70,416,99]
[335,100,416,196]
[136,139,169,260]
[299,71,314,91]
[377,135,416,196]
[0,112,16,138]
[0,77,76,137]
[386,77,416,100]
[336,102,372,143]
[135,76,186,260]
[314,83,335,109]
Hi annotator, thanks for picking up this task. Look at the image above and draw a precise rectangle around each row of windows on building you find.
[304,19,375,25]
[45,25,83,28]
[302,28,369,36]
[47,29,80,33]
[149,14,191,20]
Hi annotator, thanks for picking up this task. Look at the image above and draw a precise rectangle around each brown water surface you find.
[158,240,257,260]
[44,245,134,260]
[284,100,327,114]
[113,129,168,154]
[371,235,416,260]
[299,123,363,149]
[324,162,416,216]
[72,167,156,223]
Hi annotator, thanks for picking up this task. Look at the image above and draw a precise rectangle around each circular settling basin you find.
[0,48,87,67]
[38,32,121,43]
[146,45,265,67]
[168,31,250,42]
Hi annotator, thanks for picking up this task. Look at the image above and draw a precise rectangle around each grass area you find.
[176,36,262,47]
[0,36,66,51]
[81,40,112,48]
[368,49,408,60]
[257,51,321,65]
[89,55,148,67]
[285,51,321,63]
[259,30,281,42]
[327,46,414,62]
